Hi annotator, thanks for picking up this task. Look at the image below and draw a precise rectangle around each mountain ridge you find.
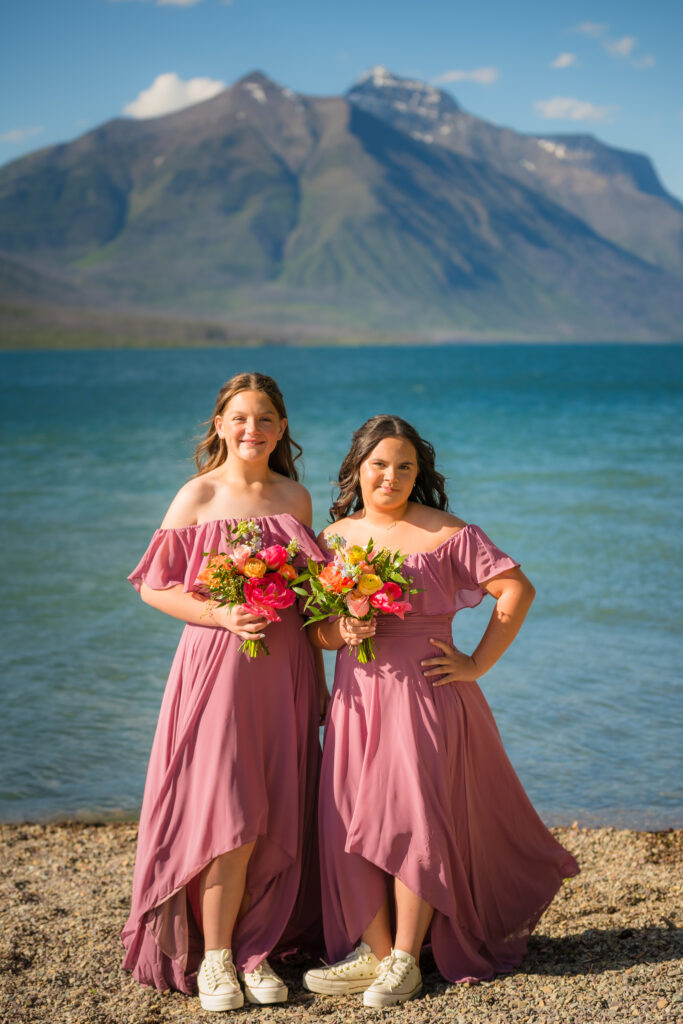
[0,68,681,342]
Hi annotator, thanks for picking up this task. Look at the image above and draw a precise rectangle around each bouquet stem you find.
[355,637,376,664]
[239,637,270,658]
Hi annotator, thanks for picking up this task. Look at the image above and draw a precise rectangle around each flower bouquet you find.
[302,534,418,663]
[197,519,308,657]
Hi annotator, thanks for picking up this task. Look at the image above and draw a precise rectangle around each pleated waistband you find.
[374,613,453,637]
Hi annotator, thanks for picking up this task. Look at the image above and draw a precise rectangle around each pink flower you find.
[231,543,253,572]
[345,589,370,618]
[243,574,296,622]
[260,544,288,571]
[369,581,412,620]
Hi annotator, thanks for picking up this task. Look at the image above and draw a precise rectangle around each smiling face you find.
[359,436,419,514]
[215,388,286,464]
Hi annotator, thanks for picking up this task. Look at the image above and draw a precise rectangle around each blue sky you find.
[2,0,682,199]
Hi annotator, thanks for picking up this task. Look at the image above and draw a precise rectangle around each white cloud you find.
[551,53,577,69]
[533,96,618,122]
[574,22,607,38]
[0,125,44,143]
[606,36,637,58]
[433,66,499,85]
[123,72,226,118]
[632,53,655,69]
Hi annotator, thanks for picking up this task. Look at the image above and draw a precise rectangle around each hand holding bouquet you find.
[197,519,308,657]
[303,534,418,663]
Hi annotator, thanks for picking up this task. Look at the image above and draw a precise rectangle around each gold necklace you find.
[363,514,402,532]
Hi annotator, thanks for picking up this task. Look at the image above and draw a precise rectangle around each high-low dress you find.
[122,513,323,993]
[319,523,579,983]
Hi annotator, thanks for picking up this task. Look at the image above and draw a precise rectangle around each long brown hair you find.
[194,373,302,480]
[330,415,449,521]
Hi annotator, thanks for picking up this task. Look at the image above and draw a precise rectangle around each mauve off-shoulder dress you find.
[318,523,579,982]
[121,514,323,993]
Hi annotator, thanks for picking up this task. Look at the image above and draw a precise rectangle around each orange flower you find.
[243,558,267,578]
[278,562,297,581]
[197,553,231,586]
[319,564,354,594]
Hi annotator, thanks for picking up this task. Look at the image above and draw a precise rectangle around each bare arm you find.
[140,583,268,641]
[422,567,536,685]
[307,615,377,651]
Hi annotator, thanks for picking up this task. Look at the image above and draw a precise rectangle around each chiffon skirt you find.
[318,614,578,982]
[121,609,322,992]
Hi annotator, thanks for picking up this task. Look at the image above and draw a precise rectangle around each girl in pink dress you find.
[122,373,328,1012]
[304,415,578,1008]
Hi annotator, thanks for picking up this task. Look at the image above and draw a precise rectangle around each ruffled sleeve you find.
[453,524,520,612]
[128,515,326,596]
[127,528,196,593]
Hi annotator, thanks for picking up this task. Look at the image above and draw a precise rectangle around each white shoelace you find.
[244,961,278,983]
[203,953,238,991]
[376,952,412,987]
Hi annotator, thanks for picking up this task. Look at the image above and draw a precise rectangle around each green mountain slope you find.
[0,71,681,340]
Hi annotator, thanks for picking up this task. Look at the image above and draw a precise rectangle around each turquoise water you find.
[1,344,681,827]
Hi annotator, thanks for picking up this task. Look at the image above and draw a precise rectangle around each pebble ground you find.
[1,823,681,1024]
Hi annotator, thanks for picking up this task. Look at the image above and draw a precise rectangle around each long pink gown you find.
[122,514,323,993]
[319,523,579,983]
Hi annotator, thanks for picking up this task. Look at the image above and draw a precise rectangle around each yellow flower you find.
[347,545,366,565]
[356,572,383,596]
[243,558,267,578]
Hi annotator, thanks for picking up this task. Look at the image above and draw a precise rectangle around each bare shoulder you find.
[160,475,216,529]
[411,506,467,537]
[277,476,313,527]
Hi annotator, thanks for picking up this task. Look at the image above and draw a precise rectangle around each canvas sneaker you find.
[197,948,244,1011]
[303,941,380,995]
[239,958,288,1004]
[363,948,422,1007]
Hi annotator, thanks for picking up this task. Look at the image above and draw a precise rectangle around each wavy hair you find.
[330,415,448,521]
[194,372,302,480]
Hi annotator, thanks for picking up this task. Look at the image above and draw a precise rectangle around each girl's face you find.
[215,389,285,463]
[359,436,419,512]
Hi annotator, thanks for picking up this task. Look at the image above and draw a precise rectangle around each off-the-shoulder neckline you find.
[156,512,312,533]
[394,524,472,561]
[156,517,478,558]
[321,523,475,561]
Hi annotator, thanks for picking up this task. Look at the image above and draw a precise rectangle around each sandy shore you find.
[1,822,681,1023]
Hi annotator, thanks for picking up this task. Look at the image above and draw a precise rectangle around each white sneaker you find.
[303,941,380,995]
[363,948,422,1008]
[238,958,288,1004]
[197,948,244,1011]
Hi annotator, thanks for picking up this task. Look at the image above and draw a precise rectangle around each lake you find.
[1,343,681,828]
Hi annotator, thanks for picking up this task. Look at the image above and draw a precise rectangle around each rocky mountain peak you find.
[347,66,461,134]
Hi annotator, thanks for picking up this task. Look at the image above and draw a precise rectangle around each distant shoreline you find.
[1,299,682,350]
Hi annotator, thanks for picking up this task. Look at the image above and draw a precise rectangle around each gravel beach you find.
[1,822,681,1024]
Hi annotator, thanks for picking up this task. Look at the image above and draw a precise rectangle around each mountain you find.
[348,67,683,275]
[0,69,681,341]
